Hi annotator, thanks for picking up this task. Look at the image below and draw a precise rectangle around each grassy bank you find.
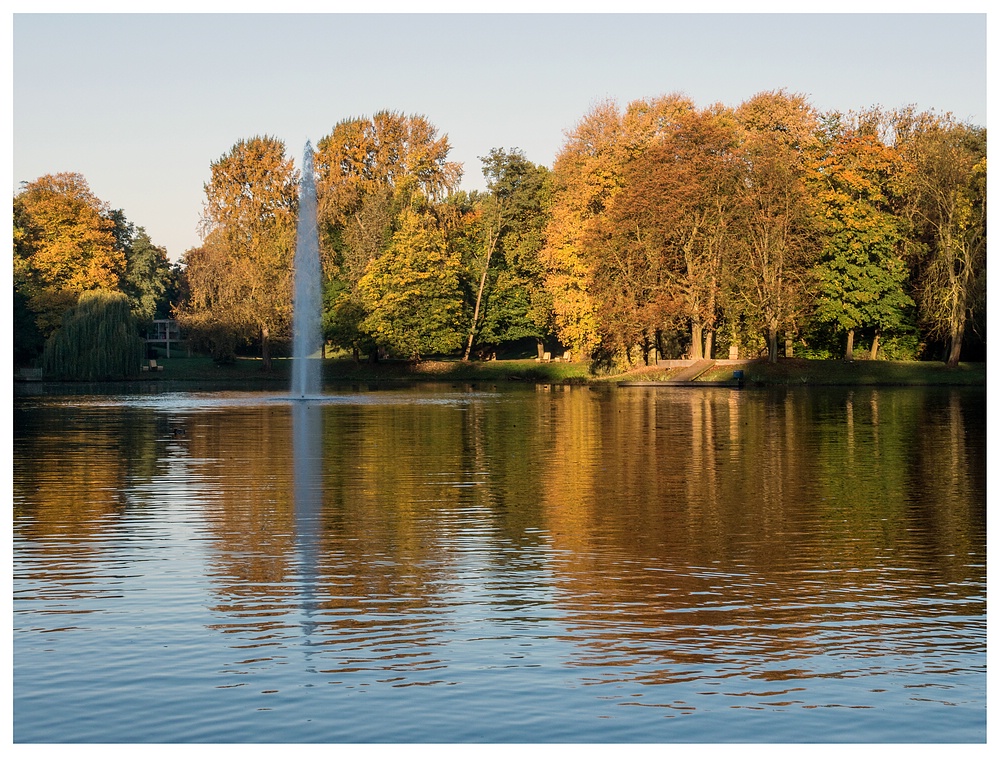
[106,354,985,387]
[114,355,591,385]
[613,358,986,386]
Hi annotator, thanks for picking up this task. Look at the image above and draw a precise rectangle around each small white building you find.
[146,319,185,358]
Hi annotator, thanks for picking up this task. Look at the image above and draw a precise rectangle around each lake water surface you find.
[13,383,986,743]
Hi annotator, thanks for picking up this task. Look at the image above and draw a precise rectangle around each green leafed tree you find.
[42,289,144,380]
[462,148,552,360]
[322,279,375,362]
[358,209,465,359]
[811,112,914,360]
[109,210,177,325]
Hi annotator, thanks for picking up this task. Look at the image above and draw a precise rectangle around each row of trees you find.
[13,95,986,375]
[175,112,554,366]
[544,92,986,368]
[13,172,181,376]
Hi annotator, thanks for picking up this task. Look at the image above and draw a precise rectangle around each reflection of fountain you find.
[293,400,323,643]
[291,142,323,399]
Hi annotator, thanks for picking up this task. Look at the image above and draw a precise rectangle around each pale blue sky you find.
[12,9,988,260]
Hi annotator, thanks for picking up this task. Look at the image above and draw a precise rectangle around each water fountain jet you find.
[291,142,323,399]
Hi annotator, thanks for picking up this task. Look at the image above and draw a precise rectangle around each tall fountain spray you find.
[291,142,323,398]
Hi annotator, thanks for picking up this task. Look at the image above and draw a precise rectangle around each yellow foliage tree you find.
[357,209,465,359]
[13,172,124,336]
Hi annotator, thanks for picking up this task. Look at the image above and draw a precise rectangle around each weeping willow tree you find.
[42,290,145,380]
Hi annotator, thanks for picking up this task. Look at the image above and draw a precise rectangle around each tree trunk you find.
[536,339,545,360]
[691,322,703,360]
[946,323,964,368]
[260,326,271,371]
[462,210,502,362]
[462,257,490,361]
[845,329,855,361]
[767,321,779,363]
[870,331,880,361]
[784,337,793,358]
[703,329,713,360]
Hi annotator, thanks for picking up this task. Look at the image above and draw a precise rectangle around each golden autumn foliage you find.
[179,136,299,367]
[314,111,463,277]
[540,100,627,357]
[17,93,982,371]
[357,209,465,359]
[13,172,125,336]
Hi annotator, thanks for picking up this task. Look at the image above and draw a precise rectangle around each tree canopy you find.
[14,172,124,337]
[811,112,914,360]
[178,135,299,368]
[895,111,986,367]
[357,208,465,359]
[15,94,986,373]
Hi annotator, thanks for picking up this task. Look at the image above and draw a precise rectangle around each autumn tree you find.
[583,208,672,365]
[176,236,242,363]
[811,112,914,360]
[542,100,626,358]
[316,111,462,217]
[314,112,463,358]
[543,94,702,362]
[179,135,298,369]
[314,111,462,270]
[357,209,465,359]
[729,91,822,362]
[13,172,124,338]
[895,111,986,367]
[592,105,739,362]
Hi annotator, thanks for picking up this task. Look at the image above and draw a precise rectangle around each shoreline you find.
[14,356,987,389]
